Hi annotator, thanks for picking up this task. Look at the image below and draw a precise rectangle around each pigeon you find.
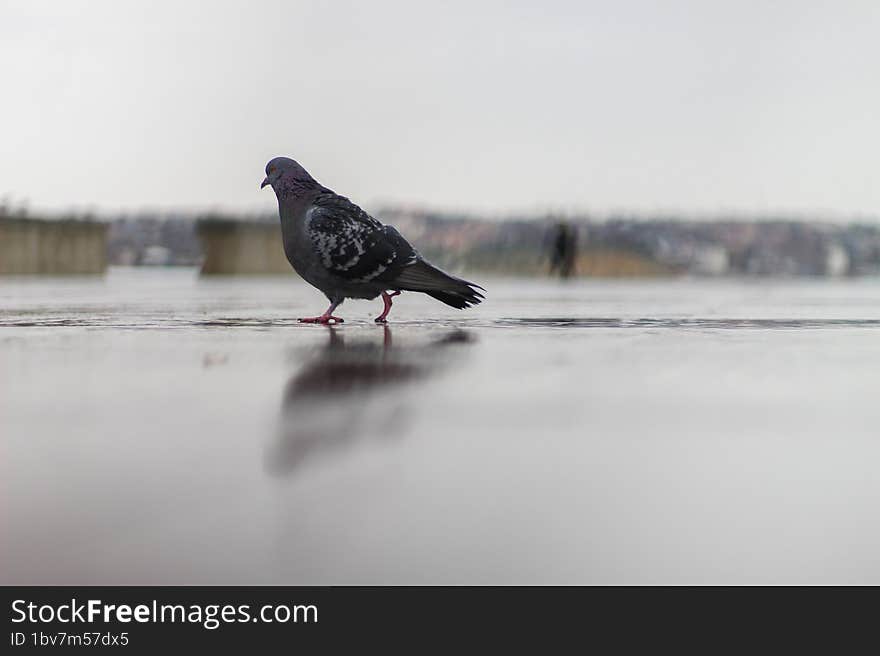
[261,156,484,324]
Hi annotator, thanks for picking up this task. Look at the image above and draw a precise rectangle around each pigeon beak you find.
[260,177,270,189]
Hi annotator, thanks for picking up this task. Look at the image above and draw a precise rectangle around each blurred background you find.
[2,0,879,277]
[4,1,880,585]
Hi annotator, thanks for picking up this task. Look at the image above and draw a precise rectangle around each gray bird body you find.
[280,194,400,302]
[262,157,483,321]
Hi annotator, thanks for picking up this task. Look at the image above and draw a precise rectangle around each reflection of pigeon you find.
[261,157,484,323]
[265,327,476,477]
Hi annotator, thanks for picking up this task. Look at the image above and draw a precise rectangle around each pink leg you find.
[299,300,344,324]
[374,291,401,323]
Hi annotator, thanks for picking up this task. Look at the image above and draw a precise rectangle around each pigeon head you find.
[261,157,322,199]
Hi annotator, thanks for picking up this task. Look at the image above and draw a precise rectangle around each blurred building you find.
[107,215,202,266]
[80,208,880,279]
[196,216,289,275]
[0,216,107,275]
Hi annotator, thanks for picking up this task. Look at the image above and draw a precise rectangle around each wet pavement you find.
[3,268,880,583]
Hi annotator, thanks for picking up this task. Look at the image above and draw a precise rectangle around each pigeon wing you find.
[306,194,418,283]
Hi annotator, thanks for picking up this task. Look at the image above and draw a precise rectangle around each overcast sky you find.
[1,0,879,218]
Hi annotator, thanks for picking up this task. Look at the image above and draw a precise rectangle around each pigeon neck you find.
[277,175,324,203]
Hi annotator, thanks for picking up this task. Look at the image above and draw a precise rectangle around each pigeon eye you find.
[268,166,276,175]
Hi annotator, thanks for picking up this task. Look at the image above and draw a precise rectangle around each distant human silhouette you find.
[548,222,577,278]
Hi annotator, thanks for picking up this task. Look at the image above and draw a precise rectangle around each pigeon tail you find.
[391,260,484,309]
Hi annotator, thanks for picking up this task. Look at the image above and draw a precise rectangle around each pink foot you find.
[299,315,344,324]
[374,291,402,323]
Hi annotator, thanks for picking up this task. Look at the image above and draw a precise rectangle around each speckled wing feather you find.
[305,193,418,283]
